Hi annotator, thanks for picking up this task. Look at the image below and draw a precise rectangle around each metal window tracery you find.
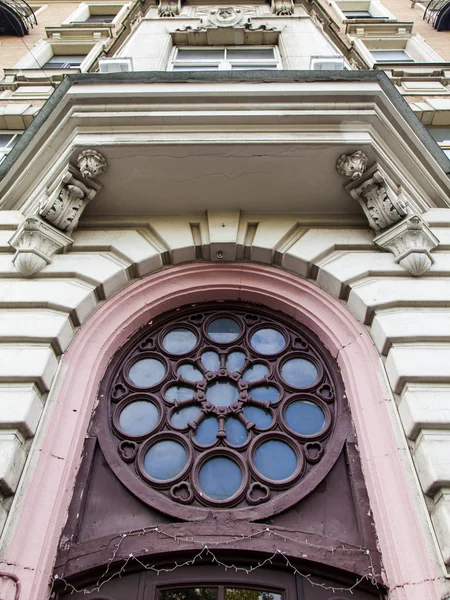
[99,303,346,519]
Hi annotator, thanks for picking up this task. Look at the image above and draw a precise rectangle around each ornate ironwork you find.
[0,0,36,35]
[424,0,450,30]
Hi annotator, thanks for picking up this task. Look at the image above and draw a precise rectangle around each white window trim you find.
[167,46,283,72]
[352,34,443,66]
[62,2,130,26]
[13,39,105,71]
[330,0,396,22]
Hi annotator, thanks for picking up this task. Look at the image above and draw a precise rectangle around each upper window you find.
[168,47,282,71]
[97,303,345,520]
[42,54,85,69]
[343,10,373,17]
[371,49,414,63]
[0,133,20,164]
[81,13,115,22]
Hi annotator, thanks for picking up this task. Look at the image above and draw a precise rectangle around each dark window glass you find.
[43,55,85,69]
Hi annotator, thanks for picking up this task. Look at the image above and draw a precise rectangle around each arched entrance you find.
[2,264,439,600]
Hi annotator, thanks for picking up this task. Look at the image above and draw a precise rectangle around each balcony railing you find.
[424,0,450,30]
[0,0,36,35]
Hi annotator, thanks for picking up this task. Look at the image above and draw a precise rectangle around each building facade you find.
[0,0,450,599]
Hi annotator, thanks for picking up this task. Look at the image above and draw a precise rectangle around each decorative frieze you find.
[173,8,280,44]
[336,150,368,180]
[8,216,73,277]
[158,0,181,17]
[374,215,439,276]
[346,165,408,232]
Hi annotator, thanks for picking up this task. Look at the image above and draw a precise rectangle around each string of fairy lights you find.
[53,525,379,596]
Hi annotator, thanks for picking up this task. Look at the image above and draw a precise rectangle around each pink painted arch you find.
[0,263,442,600]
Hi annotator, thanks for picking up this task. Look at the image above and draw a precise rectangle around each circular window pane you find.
[128,358,166,388]
[250,328,285,355]
[199,456,242,500]
[285,401,325,436]
[143,440,187,481]
[242,363,269,382]
[208,318,241,343]
[225,418,248,446]
[242,406,272,429]
[249,385,280,404]
[170,405,202,429]
[177,363,204,382]
[201,351,220,372]
[254,440,297,481]
[281,358,318,388]
[165,385,195,403]
[162,328,197,355]
[226,351,246,372]
[206,381,239,407]
[194,417,219,445]
[119,400,159,436]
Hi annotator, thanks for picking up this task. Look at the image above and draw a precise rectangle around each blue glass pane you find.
[119,401,159,435]
[177,363,203,382]
[129,358,166,388]
[249,385,280,403]
[208,318,241,343]
[144,440,187,480]
[194,417,219,445]
[285,401,325,435]
[201,351,220,372]
[170,405,202,429]
[242,363,269,382]
[281,358,318,388]
[243,406,272,429]
[206,381,239,407]
[162,328,197,355]
[225,418,248,446]
[226,351,246,372]
[199,457,242,500]
[254,440,297,481]
[165,385,195,403]
[250,328,285,355]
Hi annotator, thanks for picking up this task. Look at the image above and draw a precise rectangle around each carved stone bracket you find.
[271,0,294,16]
[173,7,280,45]
[9,149,107,276]
[158,0,180,17]
[346,164,409,232]
[337,156,439,276]
[374,215,439,276]
[39,167,100,234]
[9,216,73,277]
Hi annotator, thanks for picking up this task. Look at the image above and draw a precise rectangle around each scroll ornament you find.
[9,149,107,277]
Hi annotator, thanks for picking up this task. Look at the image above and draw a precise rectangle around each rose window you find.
[99,303,345,519]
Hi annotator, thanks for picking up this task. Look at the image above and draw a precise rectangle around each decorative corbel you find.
[271,0,294,16]
[9,216,73,277]
[9,149,107,277]
[336,152,439,276]
[346,164,409,232]
[373,215,439,277]
[158,0,181,17]
[38,167,100,234]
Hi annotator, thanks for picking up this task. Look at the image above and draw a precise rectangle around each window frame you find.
[0,133,21,165]
[62,2,130,26]
[13,39,104,72]
[168,46,283,72]
[370,49,415,63]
